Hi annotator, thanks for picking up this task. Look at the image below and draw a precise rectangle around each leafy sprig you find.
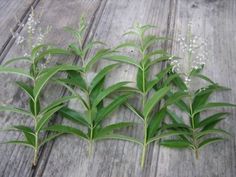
[102,23,188,167]
[0,44,79,166]
[162,59,235,159]
[46,18,135,156]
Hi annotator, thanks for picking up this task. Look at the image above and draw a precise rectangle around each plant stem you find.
[189,97,199,160]
[140,63,148,168]
[33,131,38,166]
[33,147,38,166]
[141,119,147,168]
[195,149,199,160]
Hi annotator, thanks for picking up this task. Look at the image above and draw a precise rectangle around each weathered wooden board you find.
[0,0,37,60]
[0,0,101,177]
[39,0,175,177]
[156,0,236,177]
[1,0,236,176]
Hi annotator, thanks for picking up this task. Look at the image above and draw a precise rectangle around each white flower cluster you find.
[11,7,50,56]
[169,23,208,90]
[26,9,40,34]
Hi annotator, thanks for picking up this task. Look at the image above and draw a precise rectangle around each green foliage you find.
[0,18,234,169]
[50,65,134,156]
[162,70,234,159]
[47,19,135,156]
[0,44,78,166]
[101,23,187,168]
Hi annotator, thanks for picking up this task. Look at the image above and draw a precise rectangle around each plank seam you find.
[152,0,178,176]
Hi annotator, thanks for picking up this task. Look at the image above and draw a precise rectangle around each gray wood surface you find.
[0,0,235,177]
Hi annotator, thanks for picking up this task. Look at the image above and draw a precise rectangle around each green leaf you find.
[1,140,34,148]
[52,79,89,109]
[31,44,49,58]
[114,41,139,50]
[146,56,169,68]
[90,64,119,92]
[29,98,40,116]
[82,41,105,57]
[192,74,215,84]
[3,56,31,66]
[93,81,130,106]
[12,125,35,146]
[95,94,131,125]
[196,129,230,139]
[164,91,189,107]
[0,106,32,117]
[35,48,70,64]
[40,95,77,115]
[36,105,64,132]
[0,66,33,79]
[85,49,112,72]
[192,84,229,112]
[143,86,170,118]
[103,55,141,69]
[165,91,190,112]
[59,107,89,126]
[39,133,63,147]
[160,139,191,148]
[193,102,236,115]
[38,64,82,76]
[171,74,188,91]
[95,134,142,145]
[197,112,229,128]
[125,103,144,121]
[166,109,184,124]
[150,65,172,91]
[68,43,82,56]
[142,35,161,51]
[64,70,87,90]
[136,66,148,92]
[199,137,225,149]
[148,130,191,144]
[15,81,34,101]
[94,122,134,139]
[145,50,167,60]
[34,65,79,100]
[163,74,179,87]
[34,66,62,100]
[90,77,105,105]
[44,125,88,140]
[147,107,166,138]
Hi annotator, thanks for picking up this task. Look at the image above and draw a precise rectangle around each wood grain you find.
[156,0,236,177]
[39,0,174,177]
[0,0,236,176]
[0,0,37,61]
[0,0,101,177]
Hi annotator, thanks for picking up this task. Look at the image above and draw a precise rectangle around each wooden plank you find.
[39,0,174,177]
[0,0,101,177]
[156,0,236,177]
[0,0,37,60]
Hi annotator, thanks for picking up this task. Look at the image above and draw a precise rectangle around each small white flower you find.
[16,35,24,44]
